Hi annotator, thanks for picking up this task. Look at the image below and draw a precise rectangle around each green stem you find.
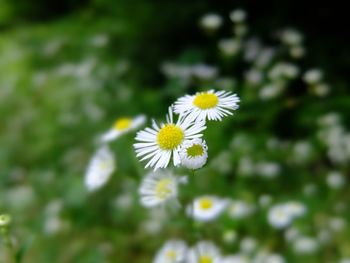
[1,227,16,263]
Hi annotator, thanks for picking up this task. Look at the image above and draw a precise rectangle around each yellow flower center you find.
[193,92,218,109]
[199,255,213,263]
[157,124,184,150]
[113,118,132,130]
[187,144,204,157]
[166,250,177,259]
[199,198,214,210]
[155,178,173,199]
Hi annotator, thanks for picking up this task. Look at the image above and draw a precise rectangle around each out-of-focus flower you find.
[219,254,250,263]
[280,29,303,46]
[218,39,241,56]
[222,230,238,244]
[134,107,206,170]
[188,196,229,222]
[191,64,218,80]
[259,194,272,208]
[0,214,11,227]
[84,146,115,192]
[245,68,263,86]
[187,241,221,263]
[179,138,208,170]
[255,162,280,178]
[153,240,187,263]
[259,83,284,100]
[327,171,345,189]
[139,170,187,208]
[303,69,323,85]
[200,14,223,31]
[101,115,146,143]
[240,237,257,253]
[174,90,240,122]
[268,62,299,80]
[293,236,319,254]
[290,46,305,59]
[268,202,306,229]
[313,83,330,97]
[227,200,255,219]
[230,9,247,23]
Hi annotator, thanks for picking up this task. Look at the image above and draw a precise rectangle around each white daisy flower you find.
[187,241,221,263]
[101,115,146,143]
[179,138,208,170]
[284,201,307,218]
[134,107,206,170]
[188,196,229,222]
[139,170,187,208]
[154,239,188,263]
[174,90,240,122]
[84,146,116,192]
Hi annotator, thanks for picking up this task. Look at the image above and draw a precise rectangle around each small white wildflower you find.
[153,240,187,263]
[223,230,238,244]
[139,170,187,208]
[84,146,115,192]
[188,241,221,263]
[255,162,280,178]
[290,46,305,59]
[189,196,229,222]
[259,83,284,100]
[313,83,330,97]
[179,138,208,170]
[101,115,146,143]
[174,89,240,122]
[134,107,206,170]
[191,64,218,80]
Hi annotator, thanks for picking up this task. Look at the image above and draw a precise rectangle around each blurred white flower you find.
[285,227,301,242]
[313,83,330,97]
[268,62,299,80]
[328,217,346,232]
[0,214,11,227]
[240,237,257,253]
[220,254,250,263]
[84,145,116,192]
[134,107,206,170]
[293,236,318,254]
[253,251,285,263]
[259,83,284,100]
[280,29,303,46]
[200,14,223,31]
[268,204,292,229]
[230,9,247,23]
[255,162,280,178]
[244,38,262,62]
[227,200,255,219]
[153,240,187,263]
[245,68,263,86]
[187,241,221,263]
[223,230,238,244]
[90,34,109,47]
[327,171,345,189]
[191,64,218,80]
[259,194,272,208]
[101,115,146,143]
[255,47,275,68]
[303,69,323,85]
[179,138,208,170]
[174,90,240,122]
[218,39,241,56]
[189,196,229,222]
[139,170,187,208]
[290,46,305,59]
